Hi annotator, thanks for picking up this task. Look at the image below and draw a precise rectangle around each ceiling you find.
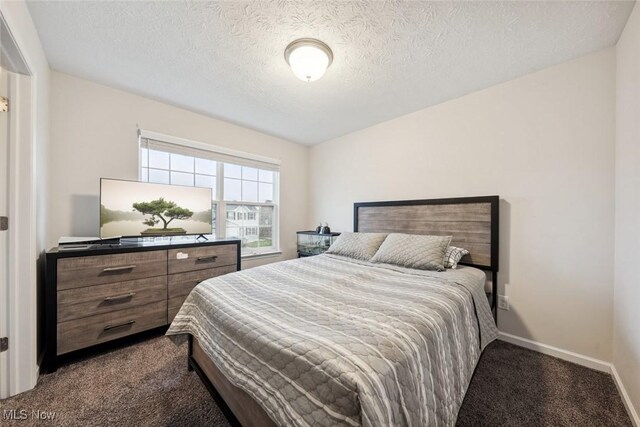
[27,1,634,145]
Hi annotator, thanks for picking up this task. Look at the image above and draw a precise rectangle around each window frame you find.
[138,130,280,257]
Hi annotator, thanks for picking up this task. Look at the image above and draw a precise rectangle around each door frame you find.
[0,65,8,400]
[0,8,39,398]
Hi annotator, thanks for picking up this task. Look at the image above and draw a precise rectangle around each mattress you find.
[167,254,498,427]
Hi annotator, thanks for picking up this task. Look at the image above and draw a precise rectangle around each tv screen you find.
[100,178,212,238]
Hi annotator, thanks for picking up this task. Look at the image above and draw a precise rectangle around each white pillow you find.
[370,233,452,271]
[326,232,388,261]
[444,246,470,269]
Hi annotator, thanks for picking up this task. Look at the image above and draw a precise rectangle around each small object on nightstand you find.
[297,230,341,257]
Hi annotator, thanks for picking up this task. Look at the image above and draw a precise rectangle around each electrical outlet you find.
[498,295,510,311]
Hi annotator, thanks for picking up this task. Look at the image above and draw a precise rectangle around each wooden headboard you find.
[354,195,499,319]
[354,196,499,272]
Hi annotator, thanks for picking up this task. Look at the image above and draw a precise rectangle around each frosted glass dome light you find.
[284,39,333,82]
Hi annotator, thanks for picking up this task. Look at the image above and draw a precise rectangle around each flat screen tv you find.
[100,178,212,238]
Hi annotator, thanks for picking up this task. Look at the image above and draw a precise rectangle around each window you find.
[139,132,280,256]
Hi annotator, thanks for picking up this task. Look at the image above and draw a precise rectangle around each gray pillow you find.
[326,232,388,261]
[370,233,452,271]
[444,246,470,269]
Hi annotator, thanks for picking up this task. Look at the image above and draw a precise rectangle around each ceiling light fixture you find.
[284,38,333,82]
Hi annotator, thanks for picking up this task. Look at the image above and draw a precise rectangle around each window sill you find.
[241,251,282,260]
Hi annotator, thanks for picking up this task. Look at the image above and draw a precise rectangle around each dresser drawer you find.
[57,251,168,290]
[168,265,236,299]
[167,265,237,323]
[57,300,167,355]
[168,296,186,323]
[57,276,167,323]
[168,244,237,274]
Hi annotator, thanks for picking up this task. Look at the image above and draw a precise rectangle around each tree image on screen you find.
[132,198,194,235]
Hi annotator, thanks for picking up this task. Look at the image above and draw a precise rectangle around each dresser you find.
[43,238,240,372]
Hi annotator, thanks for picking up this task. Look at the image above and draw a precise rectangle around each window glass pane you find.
[195,174,216,192]
[225,163,242,179]
[226,226,240,239]
[171,171,194,186]
[149,169,169,184]
[225,204,244,226]
[225,205,241,241]
[258,170,273,183]
[195,158,216,175]
[171,153,194,173]
[141,167,149,182]
[227,204,265,248]
[242,180,258,202]
[242,166,258,181]
[141,148,149,168]
[258,183,273,203]
[259,206,274,227]
[259,227,273,248]
[242,227,258,247]
[245,208,258,226]
[149,149,169,169]
[224,178,242,201]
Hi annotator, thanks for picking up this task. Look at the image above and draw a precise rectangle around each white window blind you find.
[138,131,280,256]
[141,137,280,172]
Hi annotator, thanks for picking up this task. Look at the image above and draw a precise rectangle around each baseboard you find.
[498,332,639,426]
[611,364,640,427]
[498,332,611,372]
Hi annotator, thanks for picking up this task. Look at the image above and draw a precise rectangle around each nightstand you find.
[297,231,341,257]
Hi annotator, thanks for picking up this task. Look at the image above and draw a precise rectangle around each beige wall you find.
[614,3,640,420]
[310,48,616,361]
[48,72,309,268]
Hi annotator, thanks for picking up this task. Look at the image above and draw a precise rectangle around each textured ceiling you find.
[27,1,634,145]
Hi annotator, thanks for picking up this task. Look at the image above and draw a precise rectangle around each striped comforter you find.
[167,254,498,427]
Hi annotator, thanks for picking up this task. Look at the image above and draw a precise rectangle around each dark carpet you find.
[0,336,631,426]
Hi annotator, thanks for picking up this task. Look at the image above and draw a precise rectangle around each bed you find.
[167,196,500,427]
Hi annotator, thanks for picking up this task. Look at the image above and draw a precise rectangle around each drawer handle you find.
[196,255,218,262]
[103,265,137,273]
[104,292,136,302]
[103,320,135,331]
